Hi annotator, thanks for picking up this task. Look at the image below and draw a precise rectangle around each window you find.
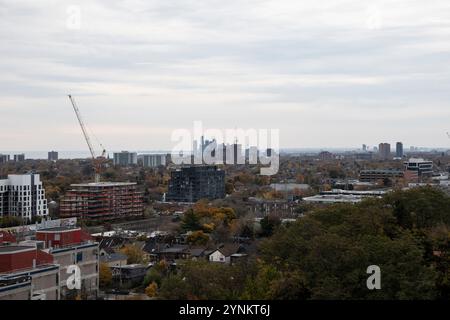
[76,252,83,262]
[54,234,60,241]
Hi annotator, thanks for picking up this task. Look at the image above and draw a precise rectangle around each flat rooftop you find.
[303,195,364,203]
[38,226,80,232]
[70,182,137,187]
[406,158,432,163]
[0,246,35,253]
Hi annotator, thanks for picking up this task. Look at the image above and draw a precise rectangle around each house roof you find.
[189,247,207,257]
[100,252,128,264]
[143,240,163,254]
[113,264,147,270]
[214,244,241,257]
[99,237,126,249]
[159,244,189,254]
[101,247,115,255]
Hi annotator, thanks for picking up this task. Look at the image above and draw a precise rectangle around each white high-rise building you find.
[113,151,138,166]
[138,154,167,168]
[0,174,49,220]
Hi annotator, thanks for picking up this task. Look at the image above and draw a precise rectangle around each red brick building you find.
[59,182,144,221]
[0,246,53,273]
[36,227,92,248]
[0,245,59,300]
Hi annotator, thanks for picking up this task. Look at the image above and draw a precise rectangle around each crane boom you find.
[68,95,96,159]
[68,94,105,183]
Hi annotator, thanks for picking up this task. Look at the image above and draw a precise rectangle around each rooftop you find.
[100,252,128,263]
[0,246,35,254]
[113,264,147,269]
[303,195,366,204]
[406,158,432,163]
[70,182,137,187]
[37,226,80,232]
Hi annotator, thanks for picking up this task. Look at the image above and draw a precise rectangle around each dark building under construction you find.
[166,165,225,203]
[59,182,143,221]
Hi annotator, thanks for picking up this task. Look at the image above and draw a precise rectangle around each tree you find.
[181,209,201,231]
[383,187,450,229]
[120,244,145,264]
[187,230,209,245]
[99,263,112,288]
[143,260,169,287]
[0,216,23,228]
[158,260,251,300]
[145,282,158,298]
[259,198,439,299]
[259,215,281,237]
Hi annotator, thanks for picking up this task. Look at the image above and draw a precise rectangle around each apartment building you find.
[404,158,433,177]
[359,169,404,182]
[378,143,391,160]
[0,245,59,300]
[0,154,10,164]
[166,165,225,203]
[0,174,49,220]
[36,226,99,299]
[113,151,137,166]
[13,154,25,162]
[59,182,144,221]
[138,154,167,168]
[48,151,58,161]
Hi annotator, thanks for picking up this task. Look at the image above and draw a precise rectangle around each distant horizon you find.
[1,146,449,160]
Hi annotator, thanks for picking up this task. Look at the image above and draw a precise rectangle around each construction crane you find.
[68,95,106,183]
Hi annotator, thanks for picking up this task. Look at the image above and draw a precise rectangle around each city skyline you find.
[2,1,450,150]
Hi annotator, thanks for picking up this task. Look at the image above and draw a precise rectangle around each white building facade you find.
[404,158,433,177]
[113,151,138,166]
[0,174,49,220]
[138,154,167,168]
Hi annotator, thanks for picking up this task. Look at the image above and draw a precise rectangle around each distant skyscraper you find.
[0,154,10,164]
[113,151,137,166]
[319,151,333,161]
[138,154,167,168]
[13,154,25,162]
[193,139,198,154]
[246,146,259,164]
[378,143,391,160]
[362,144,367,152]
[396,142,403,158]
[48,151,58,161]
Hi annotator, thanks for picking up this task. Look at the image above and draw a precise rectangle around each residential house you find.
[208,244,246,264]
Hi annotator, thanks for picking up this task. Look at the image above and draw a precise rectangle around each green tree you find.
[181,209,202,231]
[259,216,281,237]
[259,199,438,299]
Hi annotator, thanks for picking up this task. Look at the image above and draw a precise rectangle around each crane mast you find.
[68,95,104,183]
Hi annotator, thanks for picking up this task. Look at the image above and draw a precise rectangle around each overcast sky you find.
[1,0,450,151]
